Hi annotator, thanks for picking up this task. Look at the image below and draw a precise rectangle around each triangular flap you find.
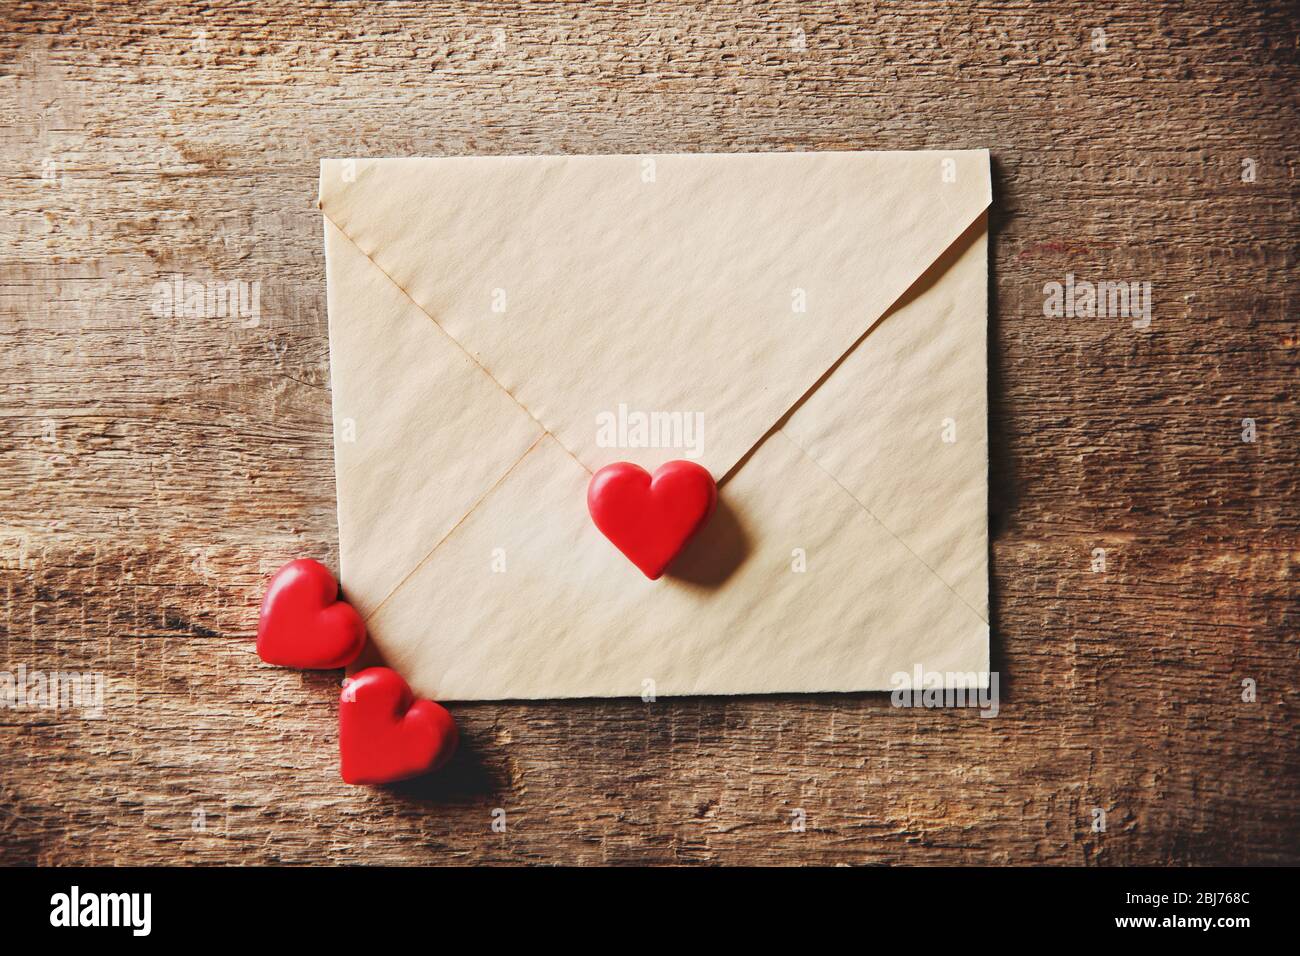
[324,219,542,617]
[320,152,991,481]
[782,217,990,618]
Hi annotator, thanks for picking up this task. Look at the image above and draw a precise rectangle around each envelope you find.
[318,151,991,700]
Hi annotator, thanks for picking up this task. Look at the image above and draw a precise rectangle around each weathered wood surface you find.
[0,0,1295,866]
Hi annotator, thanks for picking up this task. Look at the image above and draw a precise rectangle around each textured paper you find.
[320,151,991,699]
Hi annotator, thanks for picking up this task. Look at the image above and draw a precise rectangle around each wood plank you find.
[1,0,1295,865]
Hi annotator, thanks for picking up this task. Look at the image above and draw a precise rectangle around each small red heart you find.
[587,460,718,580]
[339,667,459,785]
[256,559,366,670]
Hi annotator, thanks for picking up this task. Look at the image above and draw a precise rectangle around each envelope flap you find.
[319,151,991,479]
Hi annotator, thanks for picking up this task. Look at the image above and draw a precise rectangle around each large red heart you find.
[339,667,459,785]
[256,559,366,670]
[587,460,718,580]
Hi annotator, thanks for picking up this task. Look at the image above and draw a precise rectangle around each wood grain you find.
[1,0,1295,865]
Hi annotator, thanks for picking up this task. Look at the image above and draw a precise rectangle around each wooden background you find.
[1,0,1295,866]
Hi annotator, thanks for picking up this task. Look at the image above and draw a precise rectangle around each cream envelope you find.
[318,151,991,700]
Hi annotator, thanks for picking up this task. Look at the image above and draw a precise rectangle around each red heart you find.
[339,667,459,785]
[256,559,366,670]
[587,460,718,580]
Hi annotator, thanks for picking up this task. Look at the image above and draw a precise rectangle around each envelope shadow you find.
[985,153,1014,701]
[665,496,751,588]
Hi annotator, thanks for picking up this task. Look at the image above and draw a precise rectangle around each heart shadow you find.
[664,496,751,589]
[379,727,503,804]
